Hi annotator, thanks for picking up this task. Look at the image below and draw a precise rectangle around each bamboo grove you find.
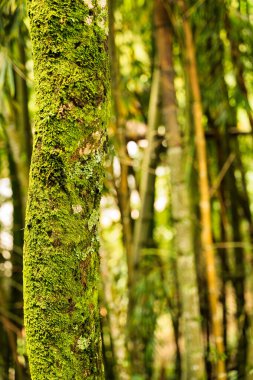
[0,0,253,379]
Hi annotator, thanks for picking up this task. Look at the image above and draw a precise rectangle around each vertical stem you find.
[108,0,133,285]
[224,13,253,133]
[155,1,205,378]
[132,68,160,268]
[24,1,109,378]
[14,30,33,167]
[179,1,227,378]
[6,139,26,380]
[127,67,160,379]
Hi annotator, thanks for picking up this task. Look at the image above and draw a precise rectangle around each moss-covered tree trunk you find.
[23,1,109,379]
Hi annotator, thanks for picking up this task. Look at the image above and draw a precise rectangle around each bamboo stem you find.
[179,1,227,378]
[155,1,205,377]
[132,67,160,268]
[108,0,133,285]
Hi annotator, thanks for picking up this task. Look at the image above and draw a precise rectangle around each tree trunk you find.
[127,67,160,380]
[23,1,109,379]
[154,1,205,378]
[178,0,227,378]
[6,137,28,380]
[192,0,252,373]
[224,12,253,133]
[108,0,133,286]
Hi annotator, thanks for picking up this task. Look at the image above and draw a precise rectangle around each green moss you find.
[88,210,100,232]
[24,0,109,379]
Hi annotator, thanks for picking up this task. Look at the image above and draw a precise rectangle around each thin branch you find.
[210,153,235,197]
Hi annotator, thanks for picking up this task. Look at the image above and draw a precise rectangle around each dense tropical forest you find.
[0,0,253,379]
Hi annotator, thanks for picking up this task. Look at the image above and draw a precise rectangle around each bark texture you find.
[23,1,109,379]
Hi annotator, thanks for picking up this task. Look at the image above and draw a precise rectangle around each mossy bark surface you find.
[24,1,109,379]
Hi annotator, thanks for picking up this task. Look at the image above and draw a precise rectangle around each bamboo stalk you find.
[126,66,160,378]
[132,67,160,268]
[108,0,133,285]
[155,1,205,378]
[178,1,227,378]
[225,12,253,134]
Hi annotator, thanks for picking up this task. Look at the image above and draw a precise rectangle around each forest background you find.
[0,0,253,379]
